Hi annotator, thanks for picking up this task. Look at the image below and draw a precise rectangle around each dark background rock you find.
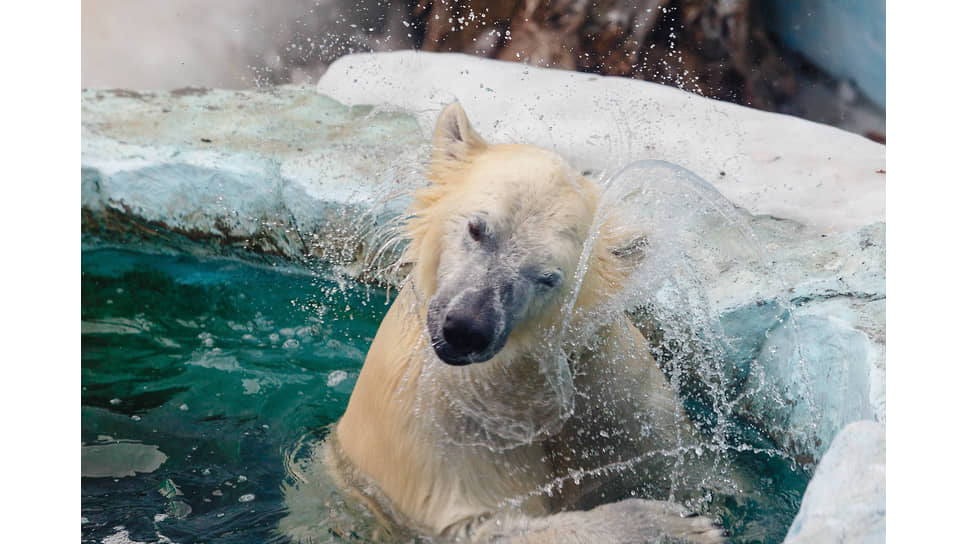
[83,0,885,141]
[411,0,797,111]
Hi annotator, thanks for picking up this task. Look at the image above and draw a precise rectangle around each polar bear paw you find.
[467,498,727,544]
[588,498,728,544]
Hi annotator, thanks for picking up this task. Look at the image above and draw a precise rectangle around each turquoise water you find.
[81,248,389,543]
[81,247,807,543]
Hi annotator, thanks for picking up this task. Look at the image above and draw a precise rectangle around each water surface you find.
[81,248,390,543]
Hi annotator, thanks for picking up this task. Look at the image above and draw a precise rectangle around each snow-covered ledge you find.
[783,421,886,543]
[82,86,427,264]
[317,51,885,233]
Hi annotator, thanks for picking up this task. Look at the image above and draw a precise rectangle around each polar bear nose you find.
[442,312,493,356]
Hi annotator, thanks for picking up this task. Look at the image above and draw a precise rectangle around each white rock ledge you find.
[784,421,886,544]
[317,51,885,233]
[82,86,426,263]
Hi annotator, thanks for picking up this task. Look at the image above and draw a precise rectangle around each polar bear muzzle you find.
[426,282,521,366]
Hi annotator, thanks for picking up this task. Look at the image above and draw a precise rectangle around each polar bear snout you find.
[427,286,511,366]
[442,308,496,358]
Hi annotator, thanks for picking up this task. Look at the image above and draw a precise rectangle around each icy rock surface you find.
[82,86,426,264]
[783,421,886,544]
[601,160,884,466]
[317,51,885,233]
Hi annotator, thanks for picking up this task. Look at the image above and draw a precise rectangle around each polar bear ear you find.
[610,234,649,262]
[432,102,487,164]
[598,212,650,270]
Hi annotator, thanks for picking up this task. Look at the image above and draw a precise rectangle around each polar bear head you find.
[405,103,646,366]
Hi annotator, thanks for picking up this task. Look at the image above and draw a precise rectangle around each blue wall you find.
[762,0,886,109]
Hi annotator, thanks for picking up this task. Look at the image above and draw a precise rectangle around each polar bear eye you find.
[536,270,563,288]
[467,218,485,242]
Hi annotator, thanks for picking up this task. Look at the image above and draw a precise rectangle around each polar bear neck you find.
[416,340,577,450]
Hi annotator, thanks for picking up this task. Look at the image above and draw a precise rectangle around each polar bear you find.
[280,103,731,543]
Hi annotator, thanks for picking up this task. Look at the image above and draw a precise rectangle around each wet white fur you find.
[280,103,727,544]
